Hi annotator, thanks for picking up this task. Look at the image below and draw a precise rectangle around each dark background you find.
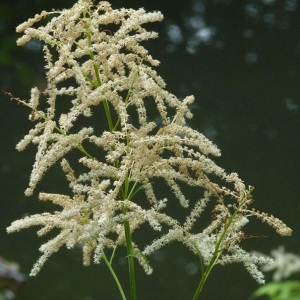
[1,0,300,299]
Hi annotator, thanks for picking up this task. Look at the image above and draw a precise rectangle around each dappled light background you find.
[1,0,300,299]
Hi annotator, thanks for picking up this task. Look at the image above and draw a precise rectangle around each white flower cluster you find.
[261,246,300,281]
[7,0,291,284]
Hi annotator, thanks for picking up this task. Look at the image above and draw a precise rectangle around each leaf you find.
[250,280,300,300]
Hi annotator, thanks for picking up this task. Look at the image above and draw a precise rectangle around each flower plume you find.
[7,0,291,289]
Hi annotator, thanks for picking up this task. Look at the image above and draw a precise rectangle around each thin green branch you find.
[102,252,127,300]
[192,194,251,300]
[124,220,137,300]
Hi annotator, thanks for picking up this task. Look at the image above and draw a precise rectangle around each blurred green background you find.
[1,0,300,299]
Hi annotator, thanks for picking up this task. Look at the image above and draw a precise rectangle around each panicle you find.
[7,0,291,285]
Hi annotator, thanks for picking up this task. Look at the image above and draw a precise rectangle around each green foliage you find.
[251,280,300,300]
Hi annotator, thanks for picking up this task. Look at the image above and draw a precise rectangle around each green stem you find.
[192,197,249,299]
[120,172,137,300]
[110,245,118,264]
[102,253,127,300]
[81,14,132,300]
[76,144,94,159]
[103,100,114,132]
[124,220,137,300]
[192,251,221,299]
[82,13,115,133]
[83,15,140,300]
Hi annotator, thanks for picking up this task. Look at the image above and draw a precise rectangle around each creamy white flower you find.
[7,0,291,285]
[261,246,300,281]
